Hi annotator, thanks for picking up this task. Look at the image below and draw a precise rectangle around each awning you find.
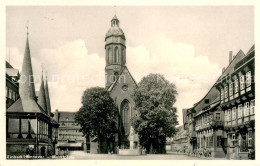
[57,142,82,148]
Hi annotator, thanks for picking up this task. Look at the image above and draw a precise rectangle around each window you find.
[232,107,236,120]
[205,99,209,104]
[246,71,251,87]
[248,131,253,147]
[229,83,233,96]
[114,47,119,63]
[221,88,224,100]
[238,104,243,118]
[240,75,245,90]
[244,102,249,116]
[232,134,236,141]
[250,100,255,115]
[234,79,239,93]
[224,111,228,121]
[108,48,112,64]
[224,85,228,98]
[228,109,231,121]
[216,113,221,120]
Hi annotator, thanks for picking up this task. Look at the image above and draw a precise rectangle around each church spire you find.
[19,24,36,100]
[45,71,52,116]
[38,68,47,113]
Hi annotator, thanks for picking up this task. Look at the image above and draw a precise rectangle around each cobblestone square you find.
[64,151,208,160]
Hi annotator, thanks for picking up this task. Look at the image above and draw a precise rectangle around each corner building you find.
[216,45,255,159]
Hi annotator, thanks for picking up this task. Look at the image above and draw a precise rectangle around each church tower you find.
[105,15,126,88]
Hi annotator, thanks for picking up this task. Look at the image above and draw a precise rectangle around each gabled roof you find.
[192,49,246,115]
[107,66,137,92]
[58,111,76,122]
[217,50,245,82]
[6,61,13,68]
[246,44,254,55]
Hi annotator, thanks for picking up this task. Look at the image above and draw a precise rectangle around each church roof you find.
[38,75,48,114]
[19,35,36,100]
[105,15,125,40]
[45,75,52,116]
[8,34,47,115]
[107,66,137,92]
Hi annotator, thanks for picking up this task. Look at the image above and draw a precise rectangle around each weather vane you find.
[114,5,117,15]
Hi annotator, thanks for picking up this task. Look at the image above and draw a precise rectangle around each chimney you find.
[229,51,233,64]
[222,67,225,73]
[55,109,59,122]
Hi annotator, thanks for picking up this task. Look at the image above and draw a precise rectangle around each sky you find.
[6,6,254,125]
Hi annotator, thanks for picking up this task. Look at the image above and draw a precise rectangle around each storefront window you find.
[240,133,248,152]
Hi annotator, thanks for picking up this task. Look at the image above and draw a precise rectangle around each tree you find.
[75,87,118,153]
[131,73,178,154]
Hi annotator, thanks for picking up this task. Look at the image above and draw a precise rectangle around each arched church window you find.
[121,48,125,64]
[114,47,119,63]
[121,100,131,135]
[108,48,112,64]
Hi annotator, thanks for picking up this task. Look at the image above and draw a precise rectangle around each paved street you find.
[63,151,208,160]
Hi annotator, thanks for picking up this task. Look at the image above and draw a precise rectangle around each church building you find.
[105,15,139,149]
